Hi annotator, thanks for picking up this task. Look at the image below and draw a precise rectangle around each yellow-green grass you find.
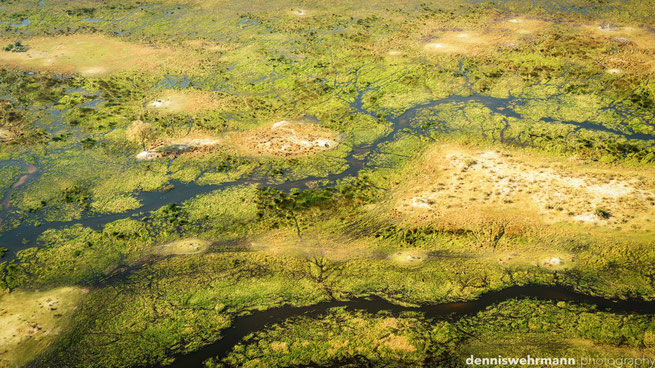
[0,287,87,368]
[152,238,212,256]
[0,35,199,76]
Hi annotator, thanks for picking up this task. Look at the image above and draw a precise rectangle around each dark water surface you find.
[1,90,653,259]
[164,285,655,368]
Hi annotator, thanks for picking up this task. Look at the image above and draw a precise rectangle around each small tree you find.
[127,120,154,150]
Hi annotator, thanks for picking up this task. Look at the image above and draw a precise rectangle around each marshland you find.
[0,0,654,367]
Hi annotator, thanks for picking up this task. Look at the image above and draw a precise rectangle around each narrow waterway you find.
[164,285,655,368]
[1,90,653,259]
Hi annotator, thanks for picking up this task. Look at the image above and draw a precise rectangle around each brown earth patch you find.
[392,144,655,231]
[146,90,231,114]
[0,34,198,76]
[227,120,338,158]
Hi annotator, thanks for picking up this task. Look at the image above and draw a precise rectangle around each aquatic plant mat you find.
[0,0,654,366]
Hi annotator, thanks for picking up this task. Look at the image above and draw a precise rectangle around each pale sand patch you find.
[583,24,655,74]
[393,145,655,229]
[0,287,87,367]
[497,251,575,270]
[383,335,417,352]
[80,66,106,76]
[147,90,228,114]
[135,132,222,160]
[424,30,506,56]
[411,197,432,209]
[135,150,161,161]
[497,17,550,34]
[0,127,15,142]
[0,35,198,76]
[582,24,655,51]
[422,19,550,56]
[227,120,337,158]
[154,238,211,256]
[389,249,428,266]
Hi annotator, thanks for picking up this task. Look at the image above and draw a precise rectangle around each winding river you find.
[1,89,652,259]
[163,285,655,367]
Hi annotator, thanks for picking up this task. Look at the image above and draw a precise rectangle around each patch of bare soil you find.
[393,145,655,230]
[153,238,211,255]
[424,31,502,55]
[582,24,655,74]
[0,34,197,76]
[136,133,222,161]
[228,120,338,157]
[146,90,229,114]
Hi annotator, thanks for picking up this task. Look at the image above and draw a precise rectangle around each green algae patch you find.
[0,287,87,367]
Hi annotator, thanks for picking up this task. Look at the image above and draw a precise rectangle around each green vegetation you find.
[0,0,654,366]
[209,300,655,367]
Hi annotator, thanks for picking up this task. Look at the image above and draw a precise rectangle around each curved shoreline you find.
[3,91,651,259]
[163,284,655,368]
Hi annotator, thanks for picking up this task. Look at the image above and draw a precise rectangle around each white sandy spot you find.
[412,197,432,209]
[81,66,105,75]
[136,150,160,161]
[272,120,292,129]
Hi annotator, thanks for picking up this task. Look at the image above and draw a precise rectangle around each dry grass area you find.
[566,337,655,356]
[0,128,16,143]
[391,144,655,232]
[0,35,197,76]
[0,287,87,367]
[134,120,337,160]
[389,249,428,266]
[419,17,552,56]
[153,238,211,255]
[250,230,370,261]
[423,30,506,56]
[137,132,222,160]
[383,334,417,352]
[227,120,338,158]
[495,17,551,35]
[417,18,655,75]
[146,90,232,114]
[582,24,655,74]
